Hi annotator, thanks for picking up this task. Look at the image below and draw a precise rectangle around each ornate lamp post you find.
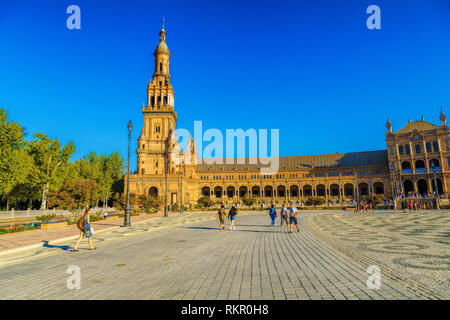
[179,160,184,214]
[390,164,397,209]
[124,120,133,227]
[431,161,440,209]
[164,152,168,217]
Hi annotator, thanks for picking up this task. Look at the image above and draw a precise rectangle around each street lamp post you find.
[124,120,133,227]
[390,164,397,210]
[164,153,168,217]
[431,162,439,209]
[260,174,263,211]
[179,161,183,214]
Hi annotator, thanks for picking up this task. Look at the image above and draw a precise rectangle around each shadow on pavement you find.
[42,240,72,251]
[181,226,273,233]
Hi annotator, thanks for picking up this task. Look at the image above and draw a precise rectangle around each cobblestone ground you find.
[304,210,450,299]
[0,211,446,300]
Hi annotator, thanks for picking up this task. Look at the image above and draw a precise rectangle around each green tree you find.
[47,179,102,211]
[0,109,34,210]
[138,194,163,212]
[27,133,75,210]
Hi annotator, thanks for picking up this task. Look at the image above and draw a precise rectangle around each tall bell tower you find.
[137,18,178,176]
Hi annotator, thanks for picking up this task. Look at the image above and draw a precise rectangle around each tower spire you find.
[162,16,165,30]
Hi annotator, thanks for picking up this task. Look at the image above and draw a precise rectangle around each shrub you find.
[242,194,257,207]
[197,196,213,208]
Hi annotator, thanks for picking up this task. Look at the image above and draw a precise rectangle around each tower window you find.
[159,63,163,72]
[155,126,161,133]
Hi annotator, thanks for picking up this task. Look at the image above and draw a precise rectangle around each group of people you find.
[354,200,376,213]
[400,200,434,211]
[217,205,238,230]
[217,203,300,233]
[269,204,300,233]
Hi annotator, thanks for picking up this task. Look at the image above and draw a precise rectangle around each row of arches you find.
[402,178,443,195]
[200,182,385,199]
[401,159,440,170]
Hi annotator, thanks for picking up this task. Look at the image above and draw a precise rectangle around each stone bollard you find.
[11,208,15,219]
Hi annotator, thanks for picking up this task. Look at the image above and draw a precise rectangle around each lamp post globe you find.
[124,120,133,227]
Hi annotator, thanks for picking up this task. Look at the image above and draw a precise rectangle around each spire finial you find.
[162,16,165,30]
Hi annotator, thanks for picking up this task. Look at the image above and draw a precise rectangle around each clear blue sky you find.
[1,0,449,171]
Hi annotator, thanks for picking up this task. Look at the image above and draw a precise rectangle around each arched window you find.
[426,142,432,152]
[159,63,163,72]
[398,145,404,155]
[433,141,439,152]
[151,96,155,106]
[164,96,168,105]
[415,144,421,154]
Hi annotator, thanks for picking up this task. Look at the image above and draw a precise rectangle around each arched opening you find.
[316,184,326,196]
[264,186,273,197]
[330,184,339,197]
[403,180,414,193]
[373,182,384,195]
[214,186,223,198]
[251,186,260,196]
[201,186,210,197]
[358,183,369,196]
[239,186,248,198]
[277,185,286,197]
[415,160,425,169]
[227,186,235,198]
[432,178,444,195]
[344,183,354,197]
[303,185,312,197]
[401,161,411,170]
[430,159,440,169]
[417,179,428,196]
[148,186,158,197]
[290,185,299,197]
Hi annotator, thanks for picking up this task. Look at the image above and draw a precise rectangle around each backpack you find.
[229,207,237,216]
[76,214,86,231]
[269,207,276,215]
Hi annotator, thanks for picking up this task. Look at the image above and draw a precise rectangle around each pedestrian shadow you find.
[181,226,272,233]
[41,240,72,251]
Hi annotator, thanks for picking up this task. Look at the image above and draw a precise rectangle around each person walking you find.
[73,208,96,251]
[289,204,300,233]
[269,204,277,227]
[218,205,227,230]
[228,205,237,230]
[280,204,289,231]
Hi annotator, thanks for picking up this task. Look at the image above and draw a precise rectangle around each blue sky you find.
[1,0,449,171]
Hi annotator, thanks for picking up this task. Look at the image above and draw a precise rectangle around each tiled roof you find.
[396,120,439,134]
[196,150,388,172]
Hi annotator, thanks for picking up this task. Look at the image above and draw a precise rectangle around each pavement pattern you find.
[0,210,447,300]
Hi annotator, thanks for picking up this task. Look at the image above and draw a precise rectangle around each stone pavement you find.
[304,210,450,298]
[0,210,446,300]
[0,212,165,253]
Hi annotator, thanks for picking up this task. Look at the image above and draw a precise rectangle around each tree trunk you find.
[6,197,9,211]
[40,183,48,210]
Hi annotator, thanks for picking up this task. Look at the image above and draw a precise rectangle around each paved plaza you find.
[0,210,448,300]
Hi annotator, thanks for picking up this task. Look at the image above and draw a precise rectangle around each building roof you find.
[196,150,388,172]
[395,120,439,135]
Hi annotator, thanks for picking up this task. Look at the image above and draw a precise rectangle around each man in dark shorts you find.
[289,204,300,233]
